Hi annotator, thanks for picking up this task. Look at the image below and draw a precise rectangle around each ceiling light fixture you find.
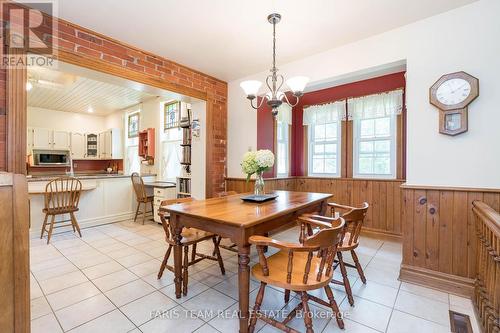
[240,13,309,117]
[87,106,94,113]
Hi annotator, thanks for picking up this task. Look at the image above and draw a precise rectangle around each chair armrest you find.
[328,202,355,211]
[249,235,318,252]
[297,216,333,229]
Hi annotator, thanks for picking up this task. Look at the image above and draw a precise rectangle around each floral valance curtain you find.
[276,104,292,125]
[303,100,345,125]
[347,89,403,119]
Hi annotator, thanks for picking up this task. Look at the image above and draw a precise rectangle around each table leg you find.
[172,215,183,299]
[238,244,251,333]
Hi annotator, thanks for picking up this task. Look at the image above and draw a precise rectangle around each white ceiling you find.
[55,0,477,81]
[28,66,156,116]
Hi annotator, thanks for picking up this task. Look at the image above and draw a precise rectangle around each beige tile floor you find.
[30,221,481,333]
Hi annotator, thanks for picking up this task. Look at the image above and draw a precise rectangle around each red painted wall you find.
[291,72,406,176]
[257,100,276,178]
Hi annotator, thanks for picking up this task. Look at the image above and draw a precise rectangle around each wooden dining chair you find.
[157,197,225,296]
[213,191,239,254]
[328,202,369,306]
[248,216,346,333]
[131,172,154,224]
[300,202,369,306]
[41,177,83,244]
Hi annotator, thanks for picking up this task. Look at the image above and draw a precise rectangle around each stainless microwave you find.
[32,150,70,167]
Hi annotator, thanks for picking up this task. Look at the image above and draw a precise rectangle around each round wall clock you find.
[429,71,479,135]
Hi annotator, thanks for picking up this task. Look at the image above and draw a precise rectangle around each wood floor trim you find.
[399,264,474,298]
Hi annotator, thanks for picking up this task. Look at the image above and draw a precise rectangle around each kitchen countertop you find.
[27,173,157,182]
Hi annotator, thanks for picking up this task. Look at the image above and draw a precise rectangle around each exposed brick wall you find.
[0,10,227,196]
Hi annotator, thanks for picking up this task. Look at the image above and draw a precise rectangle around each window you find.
[276,120,290,176]
[160,127,182,181]
[308,121,341,176]
[128,112,140,138]
[303,101,345,177]
[353,115,396,178]
[125,110,141,173]
[164,101,181,130]
[350,89,402,179]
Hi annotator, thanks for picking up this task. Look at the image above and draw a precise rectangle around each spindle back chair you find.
[131,172,154,224]
[157,197,225,296]
[41,177,83,244]
[248,216,346,333]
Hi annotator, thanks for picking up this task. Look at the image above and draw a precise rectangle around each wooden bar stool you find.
[131,172,154,224]
[248,216,346,333]
[40,177,83,244]
[157,197,225,296]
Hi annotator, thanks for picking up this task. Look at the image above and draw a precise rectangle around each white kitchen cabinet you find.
[70,132,86,159]
[99,128,123,159]
[27,127,34,153]
[53,130,71,150]
[32,128,52,150]
[31,127,70,151]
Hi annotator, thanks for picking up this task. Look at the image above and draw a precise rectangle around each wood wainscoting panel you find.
[0,173,30,333]
[400,185,500,297]
[226,177,404,237]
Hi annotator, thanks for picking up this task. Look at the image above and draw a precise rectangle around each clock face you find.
[436,78,471,106]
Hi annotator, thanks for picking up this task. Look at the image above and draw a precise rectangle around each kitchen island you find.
[27,173,164,238]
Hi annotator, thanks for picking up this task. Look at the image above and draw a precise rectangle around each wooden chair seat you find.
[131,173,154,224]
[43,207,79,214]
[252,250,333,291]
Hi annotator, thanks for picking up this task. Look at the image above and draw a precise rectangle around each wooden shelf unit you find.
[177,113,192,198]
[138,128,155,162]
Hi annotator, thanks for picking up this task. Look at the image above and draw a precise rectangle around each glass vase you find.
[254,171,265,196]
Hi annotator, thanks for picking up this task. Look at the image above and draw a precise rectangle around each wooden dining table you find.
[160,190,332,333]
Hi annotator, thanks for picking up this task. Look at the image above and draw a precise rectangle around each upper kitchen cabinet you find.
[32,127,52,150]
[31,128,71,151]
[99,128,123,159]
[70,132,86,159]
[53,130,71,150]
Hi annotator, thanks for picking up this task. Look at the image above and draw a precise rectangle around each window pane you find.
[375,117,390,137]
[358,156,373,174]
[374,140,390,152]
[314,124,325,140]
[359,141,373,153]
[314,144,324,154]
[360,119,375,138]
[325,123,337,139]
[324,158,337,174]
[324,143,336,154]
[277,143,287,175]
[312,158,324,173]
[374,156,390,174]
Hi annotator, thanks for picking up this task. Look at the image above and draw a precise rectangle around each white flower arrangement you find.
[241,149,275,180]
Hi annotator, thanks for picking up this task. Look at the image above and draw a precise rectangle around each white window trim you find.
[276,120,290,178]
[307,121,341,178]
[353,114,397,179]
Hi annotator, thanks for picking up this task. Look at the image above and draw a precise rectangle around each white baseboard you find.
[30,211,136,239]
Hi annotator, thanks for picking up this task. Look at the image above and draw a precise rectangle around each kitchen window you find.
[164,101,181,130]
[125,110,141,174]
